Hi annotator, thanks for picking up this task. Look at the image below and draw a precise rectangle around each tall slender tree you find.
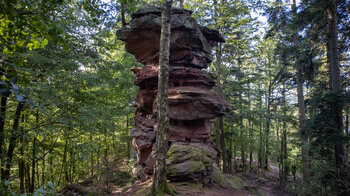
[290,0,310,180]
[150,0,174,195]
[326,0,346,175]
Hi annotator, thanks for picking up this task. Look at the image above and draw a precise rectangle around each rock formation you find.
[117,6,231,183]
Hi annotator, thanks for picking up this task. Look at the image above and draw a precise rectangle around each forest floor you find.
[120,165,291,196]
[59,160,295,196]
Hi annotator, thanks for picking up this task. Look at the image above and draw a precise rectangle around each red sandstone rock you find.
[168,119,211,143]
[117,7,223,68]
[133,66,215,89]
[167,86,231,120]
[117,6,230,183]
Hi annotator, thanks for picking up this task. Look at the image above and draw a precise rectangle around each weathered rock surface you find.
[117,6,224,68]
[117,6,230,183]
[166,143,214,181]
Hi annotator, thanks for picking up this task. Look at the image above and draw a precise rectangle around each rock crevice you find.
[117,6,231,183]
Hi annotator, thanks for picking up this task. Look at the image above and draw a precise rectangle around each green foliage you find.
[0,0,348,195]
[0,0,140,194]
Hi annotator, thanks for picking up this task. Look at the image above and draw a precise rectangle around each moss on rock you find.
[225,175,244,190]
[166,144,214,182]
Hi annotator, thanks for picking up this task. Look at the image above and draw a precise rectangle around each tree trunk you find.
[218,117,227,171]
[326,0,346,175]
[281,82,288,185]
[30,108,40,192]
[0,96,8,179]
[90,131,94,177]
[3,101,24,180]
[240,121,245,172]
[215,41,227,172]
[120,1,126,27]
[150,0,173,195]
[291,0,310,181]
[233,144,237,173]
[215,120,221,168]
[19,143,25,194]
[264,82,272,170]
[30,137,36,193]
[212,0,227,172]
[58,127,69,187]
[41,153,46,186]
[36,155,39,187]
[49,156,53,183]
[228,129,233,171]
[179,0,183,9]
[69,141,74,183]
[258,86,263,171]
[346,108,349,155]
[249,119,253,172]
[238,58,245,172]
[19,114,25,193]
[25,162,31,193]
[126,114,130,158]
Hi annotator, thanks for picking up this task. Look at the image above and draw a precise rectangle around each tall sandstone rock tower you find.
[117,7,231,183]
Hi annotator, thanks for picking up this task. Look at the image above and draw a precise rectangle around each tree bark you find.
[19,141,25,194]
[240,117,245,172]
[30,108,40,192]
[150,0,173,195]
[258,86,263,171]
[249,119,253,172]
[25,162,31,193]
[326,0,346,174]
[3,101,24,180]
[19,114,25,193]
[90,130,94,177]
[49,156,53,182]
[179,0,183,9]
[0,96,8,180]
[121,1,126,27]
[237,57,245,172]
[346,108,349,152]
[281,82,288,185]
[215,41,227,172]
[264,81,272,170]
[57,127,69,187]
[215,119,221,168]
[290,0,310,180]
[247,87,253,173]
[30,137,36,193]
[41,153,46,187]
[217,117,226,171]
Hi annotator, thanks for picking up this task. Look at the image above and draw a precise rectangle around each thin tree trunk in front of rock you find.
[150,0,173,195]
